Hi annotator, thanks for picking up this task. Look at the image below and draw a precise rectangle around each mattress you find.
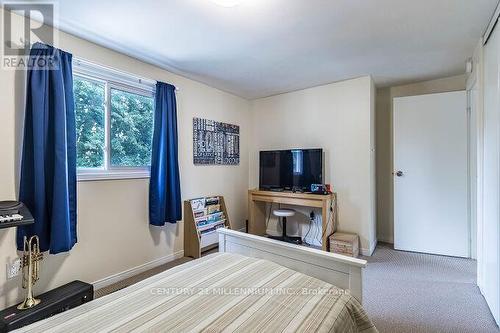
[16,253,378,333]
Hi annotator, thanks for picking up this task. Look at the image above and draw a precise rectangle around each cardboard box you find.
[329,232,359,257]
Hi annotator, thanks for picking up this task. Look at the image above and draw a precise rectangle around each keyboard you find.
[0,201,34,229]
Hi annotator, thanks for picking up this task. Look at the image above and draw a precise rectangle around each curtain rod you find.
[18,40,180,92]
[73,57,180,92]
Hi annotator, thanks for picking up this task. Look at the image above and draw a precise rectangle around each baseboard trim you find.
[361,239,378,256]
[92,250,184,290]
[377,236,394,244]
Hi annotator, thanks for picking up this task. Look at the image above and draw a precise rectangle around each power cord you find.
[303,211,315,245]
[321,203,335,240]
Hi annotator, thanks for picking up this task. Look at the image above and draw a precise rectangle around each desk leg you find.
[322,203,328,251]
[248,198,267,236]
[322,197,335,252]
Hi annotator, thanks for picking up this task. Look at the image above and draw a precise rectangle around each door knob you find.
[396,171,404,177]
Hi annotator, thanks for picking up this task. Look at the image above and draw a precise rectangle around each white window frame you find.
[73,58,156,181]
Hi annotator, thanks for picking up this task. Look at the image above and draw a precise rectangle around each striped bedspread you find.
[16,253,377,333]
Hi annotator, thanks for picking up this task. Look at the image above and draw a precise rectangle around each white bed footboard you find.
[218,228,367,302]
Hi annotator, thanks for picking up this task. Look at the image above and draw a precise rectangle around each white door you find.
[394,91,469,257]
[482,22,500,324]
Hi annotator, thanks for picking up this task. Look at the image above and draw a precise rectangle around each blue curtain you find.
[17,43,77,254]
[149,82,182,226]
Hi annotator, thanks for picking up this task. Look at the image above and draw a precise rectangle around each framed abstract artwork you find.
[193,117,240,165]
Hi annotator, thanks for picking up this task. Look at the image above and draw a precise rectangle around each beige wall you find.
[375,74,467,243]
[0,9,250,309]
[249,77,377,254]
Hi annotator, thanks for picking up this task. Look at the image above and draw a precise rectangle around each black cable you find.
[321,203,335,240]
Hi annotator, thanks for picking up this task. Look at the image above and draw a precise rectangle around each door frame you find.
[466,76,480,261]
[466,41,485,288]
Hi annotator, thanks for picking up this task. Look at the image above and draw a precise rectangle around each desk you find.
[248,189,337,251]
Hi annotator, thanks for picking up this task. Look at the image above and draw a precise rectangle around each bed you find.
[15,229,377,333]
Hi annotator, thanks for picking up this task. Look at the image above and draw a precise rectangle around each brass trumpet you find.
[17,235,43,310]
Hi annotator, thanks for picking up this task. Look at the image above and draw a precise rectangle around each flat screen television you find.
[259,149,323,191]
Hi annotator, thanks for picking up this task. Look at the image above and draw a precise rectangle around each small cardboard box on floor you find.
[329,232,359,257]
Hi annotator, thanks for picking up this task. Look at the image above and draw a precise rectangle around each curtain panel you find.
[17,43,77,254]
[149,82,182,226]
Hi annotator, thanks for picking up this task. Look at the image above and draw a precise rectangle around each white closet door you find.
[482,21,500,325]
[393,91,469,258]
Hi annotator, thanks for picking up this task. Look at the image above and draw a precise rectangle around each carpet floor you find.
[363,244,499,333]
[94,257,192,298]
[94,249,215,298]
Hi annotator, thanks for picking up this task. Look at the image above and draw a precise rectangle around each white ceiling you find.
[56,0,498,99]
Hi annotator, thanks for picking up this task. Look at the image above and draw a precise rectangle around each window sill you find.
[77,170,150,182]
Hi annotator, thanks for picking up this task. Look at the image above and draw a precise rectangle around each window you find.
[73,59,155,181]
[110,88,154,167]
[74,76,105,168]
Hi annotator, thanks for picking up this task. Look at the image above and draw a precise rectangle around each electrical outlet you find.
[6,258,22,280]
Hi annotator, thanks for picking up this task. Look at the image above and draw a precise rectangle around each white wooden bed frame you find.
[218,228,367,302]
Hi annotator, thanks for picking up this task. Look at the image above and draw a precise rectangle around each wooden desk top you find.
[248,189,334,203]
